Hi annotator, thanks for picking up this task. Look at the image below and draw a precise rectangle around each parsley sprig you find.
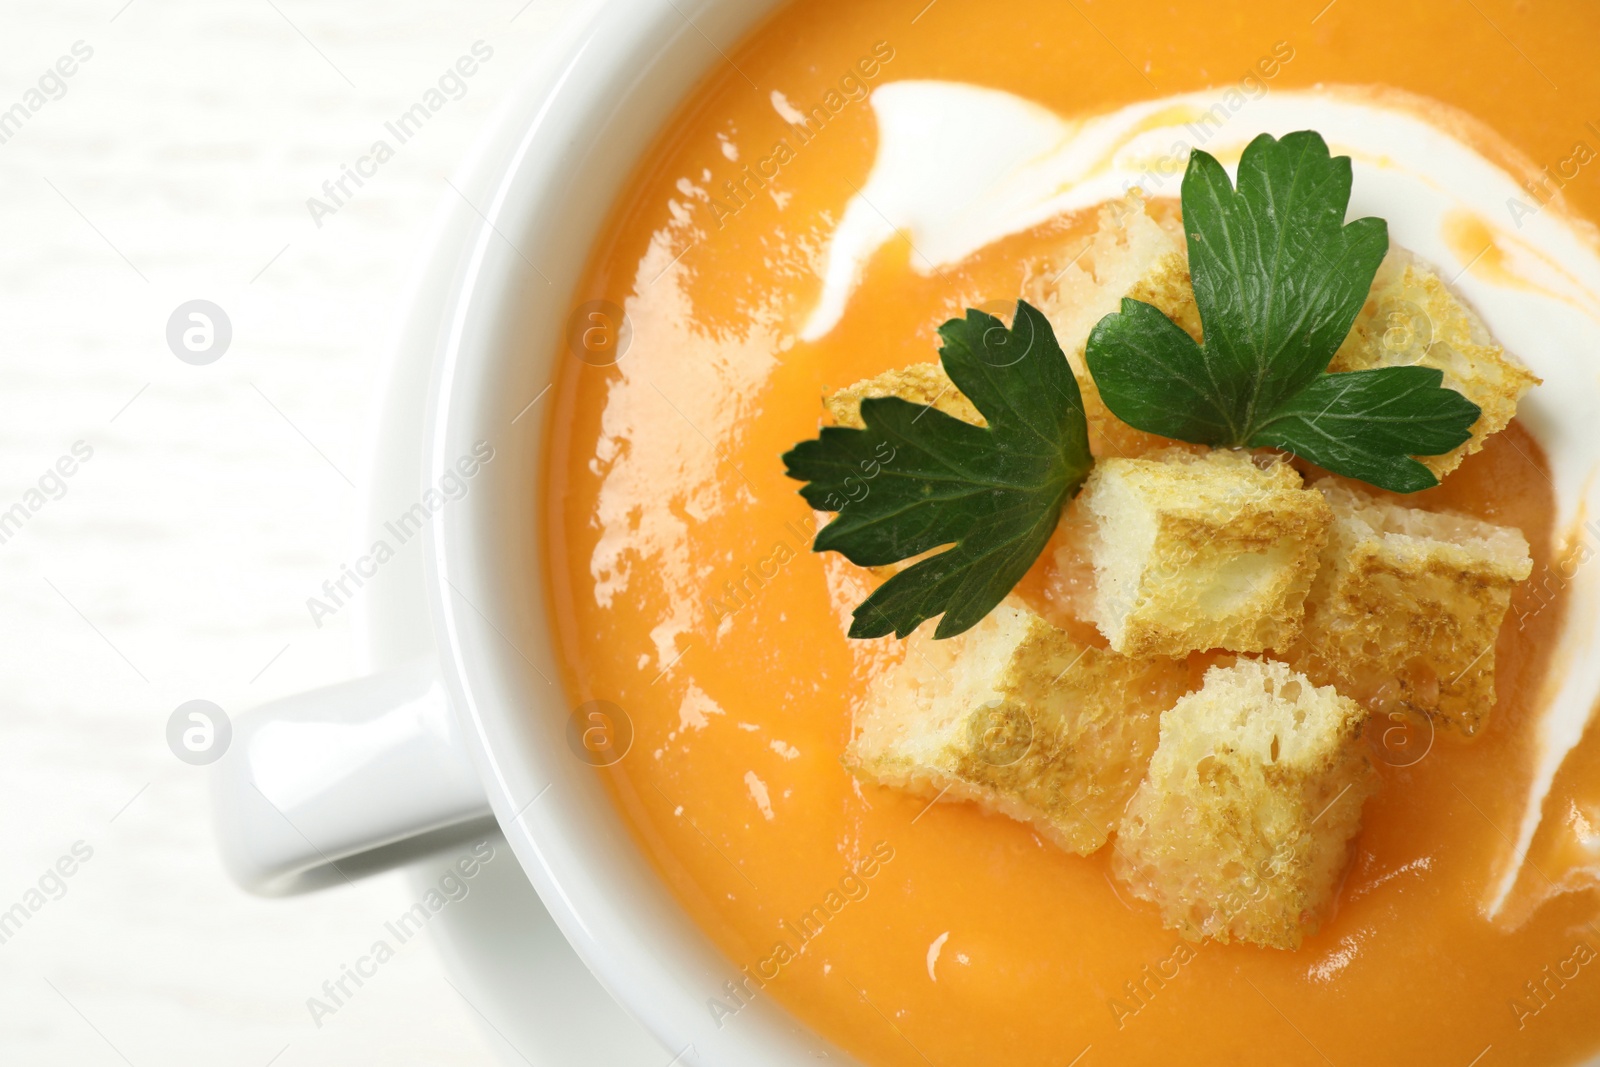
[783,301,1092,639]
[1086,130,1480,493]
[785,130,1487,641]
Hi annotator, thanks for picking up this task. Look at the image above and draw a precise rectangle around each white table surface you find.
[0,2,603,1063]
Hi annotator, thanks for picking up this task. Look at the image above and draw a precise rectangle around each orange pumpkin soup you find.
[541,1,1600,1063]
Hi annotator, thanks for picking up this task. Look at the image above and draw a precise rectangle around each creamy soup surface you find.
[541,2,1600,1063]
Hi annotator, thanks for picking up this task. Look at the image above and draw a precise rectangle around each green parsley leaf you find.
[1086,130,1481,492]
[1251,366,1484,493]
[783,300,1092,640]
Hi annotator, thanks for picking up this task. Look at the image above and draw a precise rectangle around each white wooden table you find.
[0,2,593,1062]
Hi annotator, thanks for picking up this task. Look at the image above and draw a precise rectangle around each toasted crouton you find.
[1029,194,1197,456]
[1330,248,1540,477]
[1112,659,1375,949]
[1032,192,1198,361]
[1075,449,1332,657]
[844,600,1190,855]
[1123,247,1201,345]
[824,362,984,429]
[1292,481,1533,736]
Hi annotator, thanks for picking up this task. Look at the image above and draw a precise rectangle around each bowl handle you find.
[210,660,494,895]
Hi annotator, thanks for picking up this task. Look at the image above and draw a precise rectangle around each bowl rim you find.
[419,0,843,1064]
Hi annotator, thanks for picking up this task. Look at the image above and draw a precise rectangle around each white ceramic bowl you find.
[211,1,1600,1064]
[212,0,840,1063]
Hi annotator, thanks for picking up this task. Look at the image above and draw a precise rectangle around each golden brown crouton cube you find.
[844,600,1190,855]
[1032,193,1197,362]
[1330,248,1540,478]
[1293,481,1533,737]
[1075,449,1332,657]
[1112,658,1375,949]
[824,362,984,429]
[1029,194,1198,457]
[1123,247,1201,345]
